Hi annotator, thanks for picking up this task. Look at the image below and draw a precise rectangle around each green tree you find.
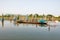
[58,16,60,21]
[29,14,33,17]
[46,14,54,18]
[46,14,54,21]
[34,14,39,18]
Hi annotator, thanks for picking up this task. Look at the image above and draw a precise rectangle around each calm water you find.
[0,20,60,40]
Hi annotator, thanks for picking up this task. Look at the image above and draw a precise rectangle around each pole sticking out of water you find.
[2,14,4,27]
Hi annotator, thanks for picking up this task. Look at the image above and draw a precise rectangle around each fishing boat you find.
[16,19,47,24]
[17,21,47,24]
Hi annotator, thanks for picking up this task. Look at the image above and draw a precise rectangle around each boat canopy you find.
[38,19,46,23]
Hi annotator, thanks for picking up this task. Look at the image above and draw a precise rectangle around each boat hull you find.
[17,21,47,24]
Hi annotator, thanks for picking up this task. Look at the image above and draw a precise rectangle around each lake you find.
[0,20,60,40]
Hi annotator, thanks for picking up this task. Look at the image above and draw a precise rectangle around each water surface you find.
[0,21,60,40]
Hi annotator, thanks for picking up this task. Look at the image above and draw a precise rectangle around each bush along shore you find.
[0,14,60,22]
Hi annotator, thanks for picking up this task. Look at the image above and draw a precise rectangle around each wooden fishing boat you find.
[16,21,47,24]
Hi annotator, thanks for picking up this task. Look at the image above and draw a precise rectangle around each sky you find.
[0,0,60,16]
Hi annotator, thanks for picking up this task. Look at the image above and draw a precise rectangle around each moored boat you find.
[16,19,47,24]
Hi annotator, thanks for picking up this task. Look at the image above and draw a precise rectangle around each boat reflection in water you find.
[1,20,57,31]
[14,22,57,31]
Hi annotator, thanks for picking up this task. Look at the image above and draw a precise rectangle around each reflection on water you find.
[0,20,60,40]
[1,20,59,31]
[2,21,4,28]
[13,21,59,31]
[1,20,4,28]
